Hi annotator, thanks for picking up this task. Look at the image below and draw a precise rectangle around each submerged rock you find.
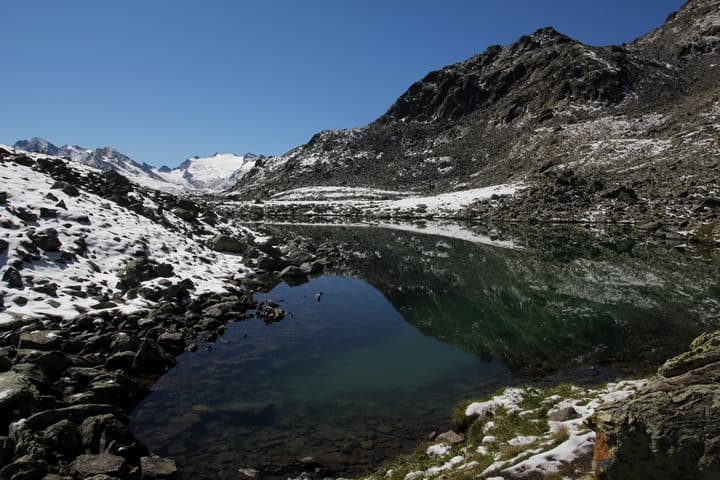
[71,453,127,477]
[140,455,178,478]
[589,330,720,479]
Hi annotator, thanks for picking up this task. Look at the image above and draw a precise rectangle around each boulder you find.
[157,332,185,355]
[209,234,249,253]
[0,455,48,480]
[117,257,174,289]
[18,330,63,351]
[2,266,23,288]
[589,330,720,479]
[104,351,136,371]
[43,419,83,458]
[279,265,307,280]
[80,414,135,454]
[132,340,176,374]
[256,254,288,272]
[0,371,39,421]
[30,228,62,252]
[71,453,127,477]
[172,207,196,221]
[24,404,127,431]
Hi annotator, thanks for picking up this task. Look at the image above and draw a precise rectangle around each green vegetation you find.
[364,382,622,480]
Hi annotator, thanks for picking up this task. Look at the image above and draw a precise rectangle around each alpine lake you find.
[129,221,720,479]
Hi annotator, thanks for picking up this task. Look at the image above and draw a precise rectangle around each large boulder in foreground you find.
[589,330,720,479]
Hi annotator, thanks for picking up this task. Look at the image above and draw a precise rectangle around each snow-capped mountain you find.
[13,137,260,192]
[157,153,260,190]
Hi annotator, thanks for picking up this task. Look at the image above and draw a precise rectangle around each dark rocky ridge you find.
[230,0,719,242]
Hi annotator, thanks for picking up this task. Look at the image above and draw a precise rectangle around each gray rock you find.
[548,405,580,422]
[18,330,63,351]
[2,266,23,288]
[173,207,196,221]
[117,257,174,290]
[43,419,83,458]
[279,265,308,279]
[256,254,288,272]
[24,404,127,431]
[80,414,135,454]
[300,261,323,275]
[132,340,176,374]
[0,455,48,480]
[238,468,259,479]
[0,371,39,419]
[71,453,127,477]
[39,207,57,219]
[104,351,136,371]
[157,332,185,355]
[140,455,178,478]
[436,430,465,445]
[30,228,62,252]
[209,234,249,253]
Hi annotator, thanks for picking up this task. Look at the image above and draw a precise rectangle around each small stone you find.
[238,468,259,479]
[548,406,580,422]
[436,430,464,445]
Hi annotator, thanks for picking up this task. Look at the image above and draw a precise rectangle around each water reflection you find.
[130,221,720,479]
[271,221,720,375]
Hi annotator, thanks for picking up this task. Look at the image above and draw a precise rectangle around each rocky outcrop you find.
[589,330,720,479]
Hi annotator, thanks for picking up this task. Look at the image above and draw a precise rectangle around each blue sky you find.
[1,0,685,167]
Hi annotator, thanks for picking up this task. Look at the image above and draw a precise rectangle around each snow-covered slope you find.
[157,153,259,190]
[0,146,258,324]
[13,138,260,192]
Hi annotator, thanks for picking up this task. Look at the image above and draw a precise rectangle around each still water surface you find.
[130,223,720,479]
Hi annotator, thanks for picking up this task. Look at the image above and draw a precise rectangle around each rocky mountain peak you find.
[630,0,720,61]
[379,27,631,125]
[13,137,59,155]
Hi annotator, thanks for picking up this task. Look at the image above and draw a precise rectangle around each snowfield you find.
[230,183,525,219]
[157,153,259,191]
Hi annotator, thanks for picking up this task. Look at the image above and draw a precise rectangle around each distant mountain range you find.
[12,137,261,192]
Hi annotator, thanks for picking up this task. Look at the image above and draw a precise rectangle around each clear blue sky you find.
[1,0,685,167]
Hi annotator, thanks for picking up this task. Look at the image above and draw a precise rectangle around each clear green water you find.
[129,223,720,479]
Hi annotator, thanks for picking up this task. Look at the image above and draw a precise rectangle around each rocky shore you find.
[353,330,720,480]
[0,149,342,479]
